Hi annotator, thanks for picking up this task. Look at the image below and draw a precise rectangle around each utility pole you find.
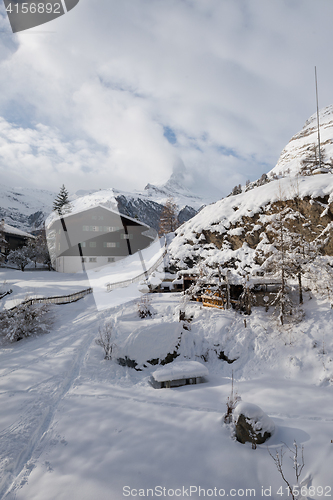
[315,66,322,170]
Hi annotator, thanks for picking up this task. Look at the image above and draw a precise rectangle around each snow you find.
[0,269,332,499]
[1,223,34,239]
[86,237,166,311]
[169,173,333,269]
[233,402,275,436]
[269,104,333,177]
[152,361,209,382]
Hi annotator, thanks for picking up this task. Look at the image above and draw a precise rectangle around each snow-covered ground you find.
[0,270,332,500]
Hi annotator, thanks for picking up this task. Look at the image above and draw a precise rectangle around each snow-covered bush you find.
[95,321,117,360]
[137,295,152,318]
[7,247,31,271]
[0,302,52,342]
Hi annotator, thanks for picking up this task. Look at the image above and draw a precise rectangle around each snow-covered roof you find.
[1,222,34,239]
[46,201,151,230]
[152,360,209,382]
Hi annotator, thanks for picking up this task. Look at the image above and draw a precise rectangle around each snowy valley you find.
[1,106,333,499]
[0,269,332,500]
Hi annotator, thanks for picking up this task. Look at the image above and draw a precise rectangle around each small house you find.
[0,219,35,261]
[151,360,209,389]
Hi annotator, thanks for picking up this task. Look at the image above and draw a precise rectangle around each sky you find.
[1,0,333,201]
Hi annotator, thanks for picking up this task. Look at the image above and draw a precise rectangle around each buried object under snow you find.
[233,402,275,445]
[151,360,209,388]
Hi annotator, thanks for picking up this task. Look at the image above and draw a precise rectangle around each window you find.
[108,257,115,263]
[91,215,97,220]
[103,242,119,248]
[80,242,86,248]
[83,225,89,231]
[81,258,86,263]
[104,226,119,232]
[89,258,96,262]
[89,242,96,248]
[121,233,133,240]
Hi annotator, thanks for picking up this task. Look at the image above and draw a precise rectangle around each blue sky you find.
[0,0,333,201]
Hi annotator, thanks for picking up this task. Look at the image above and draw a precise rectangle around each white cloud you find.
[0,0,333,199]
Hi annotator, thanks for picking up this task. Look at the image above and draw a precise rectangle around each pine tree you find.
[53,185,70,215]
[158,198,179,236]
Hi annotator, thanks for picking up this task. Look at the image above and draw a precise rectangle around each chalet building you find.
[46,205,157,273]
[0,219,35,261]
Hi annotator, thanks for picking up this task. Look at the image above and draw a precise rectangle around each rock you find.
[233,402,275,446]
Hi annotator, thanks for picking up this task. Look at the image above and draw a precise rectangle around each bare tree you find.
[223,370,241,424]
[158,198,179,236]
[137,295,152,318]
[95,321,117,360]
[268,441,305,500]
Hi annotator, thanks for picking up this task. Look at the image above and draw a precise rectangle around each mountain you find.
[0,173,205,233]
[0,184,55,232]
[268,104,333,177]
[168,106,333,276]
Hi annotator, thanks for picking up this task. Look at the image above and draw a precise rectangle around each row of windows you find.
[82,225,120,232]
[82,257,115,263]
[80,242,120,248]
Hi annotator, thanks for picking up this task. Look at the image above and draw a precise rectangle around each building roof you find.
[152,360,209,382]
[46,203,150,230]
[0,221,34,239]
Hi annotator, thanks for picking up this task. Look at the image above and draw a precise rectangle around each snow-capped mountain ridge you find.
[0,173,204,233]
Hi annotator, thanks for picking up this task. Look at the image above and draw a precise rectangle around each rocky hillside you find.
[269,104,333,177]
[168,174,333,275]
[168,106,333,276]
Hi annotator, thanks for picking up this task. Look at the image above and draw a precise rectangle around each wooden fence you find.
[6,287,93,312]
[0,289,13,300]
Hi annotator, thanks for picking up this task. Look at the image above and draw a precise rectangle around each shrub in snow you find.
[95,321,117,360]
[0,302,52,342]
[223,371,241,424]
[233,402,275,448]
[137,295,152,318]
[7,247,31,271]
[268,441,305,500]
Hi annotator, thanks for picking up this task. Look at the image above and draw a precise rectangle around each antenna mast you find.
[315,66,322,170]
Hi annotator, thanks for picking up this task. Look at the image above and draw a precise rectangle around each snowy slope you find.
[168,173,333,271]
[269,104,333,177]
[0,269,332,499]
[0,184,55,231]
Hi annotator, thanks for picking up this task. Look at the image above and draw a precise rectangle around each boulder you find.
[233,402,275,445]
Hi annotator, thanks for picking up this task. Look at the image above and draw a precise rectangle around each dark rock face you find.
[235,414,273,445]
[115,196,198,232]
[178,205,198,224]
